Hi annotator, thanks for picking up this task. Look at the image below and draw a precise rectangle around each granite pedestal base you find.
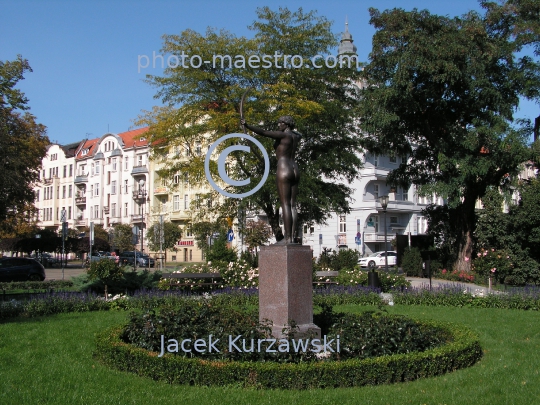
[259,244,321,339]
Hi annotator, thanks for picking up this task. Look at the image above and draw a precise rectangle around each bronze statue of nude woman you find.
[240,116,301,244]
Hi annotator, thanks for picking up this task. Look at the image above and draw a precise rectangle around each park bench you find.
[313,270,339,286]
[161,272,223,288]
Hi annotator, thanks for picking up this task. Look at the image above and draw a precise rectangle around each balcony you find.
[75,196,86,205]
[131,214,145,224]
[132,190,148,201]
[154,186,169,196]
[103,206,110,214]
[363,233,388,242]
[75,219,87,227]
[131,164,148,175]
[43,178,54,184]
[170,211,189,221]
[74,174,88,184]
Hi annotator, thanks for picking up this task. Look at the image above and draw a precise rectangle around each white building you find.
[34,141,82,230]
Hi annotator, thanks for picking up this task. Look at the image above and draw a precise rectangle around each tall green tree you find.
[110,223,135,252]
[146,220,182,261]
[0,56,49,229]
[137,7,363,240]
[358,7,531,271]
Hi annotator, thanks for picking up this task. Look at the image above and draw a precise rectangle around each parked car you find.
[30,252,58,267]
[358,251,397,269]
[119,251,155,268]
[91,251,120,264]
[0,258,46,282]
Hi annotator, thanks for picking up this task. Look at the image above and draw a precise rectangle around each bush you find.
[95,317,482,389]
[329,267,410,292]
[402,247,423,277]
[315,248,360,272]
[72,270,162,294]
[87,259,124,299]
[0,280,73,291]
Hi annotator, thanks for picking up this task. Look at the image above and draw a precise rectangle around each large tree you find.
[358,7,532,271]
[137,7,363,240]
[0,56,49,229]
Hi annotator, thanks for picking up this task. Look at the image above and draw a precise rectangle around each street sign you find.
[355,236,361,245]
[227,229,234,242]
[319,233,323,244]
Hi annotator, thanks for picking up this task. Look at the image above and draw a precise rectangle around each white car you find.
[358,251,397,269]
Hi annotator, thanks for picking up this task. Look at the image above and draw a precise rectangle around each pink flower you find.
[465,257,469,262]
[492,248,495,252]
[491,268,496,273]
[442,269,447,274]
[483,252,487,256]
[477,253,481,257]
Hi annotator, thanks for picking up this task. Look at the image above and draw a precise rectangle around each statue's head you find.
[278,115,295,130]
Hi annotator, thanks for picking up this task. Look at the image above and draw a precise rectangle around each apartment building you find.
[35,141,82,230]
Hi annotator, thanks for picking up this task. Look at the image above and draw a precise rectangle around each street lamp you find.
[138,179,148,269]
[379,195,390,273]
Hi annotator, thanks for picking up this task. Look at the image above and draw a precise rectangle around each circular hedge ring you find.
[94,320,482,389]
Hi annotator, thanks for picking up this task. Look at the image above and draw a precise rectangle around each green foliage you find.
[0,280,73,291]
[87,259,124,297]
[0,56,49,228]
[206,232,237,264]
[146,220,182,253]
[71,270,163,294]
[359,7,531,271]
[96,317,481,389]
[315,248,360,272]
[326,268,410,293]
[402,247,423,277]
[137,7,363,239]
[110,223,135,252]
[243,220,272,250]
[472,248,514,284]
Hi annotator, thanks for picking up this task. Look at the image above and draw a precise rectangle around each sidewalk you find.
[405,276,493,294]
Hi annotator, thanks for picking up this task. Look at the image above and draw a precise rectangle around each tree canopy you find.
[0,56,49,231]
[137,7,363,239]
[358,6,536,270]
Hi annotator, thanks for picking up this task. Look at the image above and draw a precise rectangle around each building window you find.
[185,225,193,237]
[36,190,39,202]
[63,165,67,177]
[173,195,180,211]
[196,142,202,156]
[95,183,99,196]
[339,215,347,233]
[184,194,189,209]
[112,158,117,171]
[68,185,72,198]
[184,173,189,185]
[390,216,398,224]
[62,186,66,198]
[124,203,128,217]
[137,155,143,166]
[389,153,396,163]
[69,164,73,177]
[111,203,116,217]
[124,180,128,194]
[195,194,201,209]
[111,181,116,195]
[96,161,100,174]
[94,205,99,219]
[373,184,379,200]
[50,153,57,161]
[68,206,72,220]
[173,174,180,184]
[124,156,129,170]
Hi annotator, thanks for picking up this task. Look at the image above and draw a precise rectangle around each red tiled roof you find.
[118,127,149,148]
[75,138,100,160]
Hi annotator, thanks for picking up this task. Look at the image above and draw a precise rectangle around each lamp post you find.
[35,234,41,265]
[61,208,66,280]
[137,179,148,269]
[379,195,390,273]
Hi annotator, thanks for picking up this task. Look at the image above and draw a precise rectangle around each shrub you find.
[95,317,482,389]
[402,247,423,277]
[330,267,410,292]
[0,280,73,291]
[86,259,124,299]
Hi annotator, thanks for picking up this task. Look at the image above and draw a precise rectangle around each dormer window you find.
[140,137,146,141]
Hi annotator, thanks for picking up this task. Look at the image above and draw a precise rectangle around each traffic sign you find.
[227,229,234,242]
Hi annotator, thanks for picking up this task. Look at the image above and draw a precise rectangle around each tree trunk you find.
[453,194,477,272]
[104,284,108,301]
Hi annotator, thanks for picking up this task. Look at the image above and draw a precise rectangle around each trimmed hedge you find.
[94,320,482,389]
[0,280,74,291]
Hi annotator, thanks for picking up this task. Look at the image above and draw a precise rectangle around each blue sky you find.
[1,0,537,145]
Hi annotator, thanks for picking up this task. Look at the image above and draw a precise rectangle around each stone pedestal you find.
[259,244,320,339]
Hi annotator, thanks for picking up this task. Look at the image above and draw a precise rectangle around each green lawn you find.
[0,305,539,405]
